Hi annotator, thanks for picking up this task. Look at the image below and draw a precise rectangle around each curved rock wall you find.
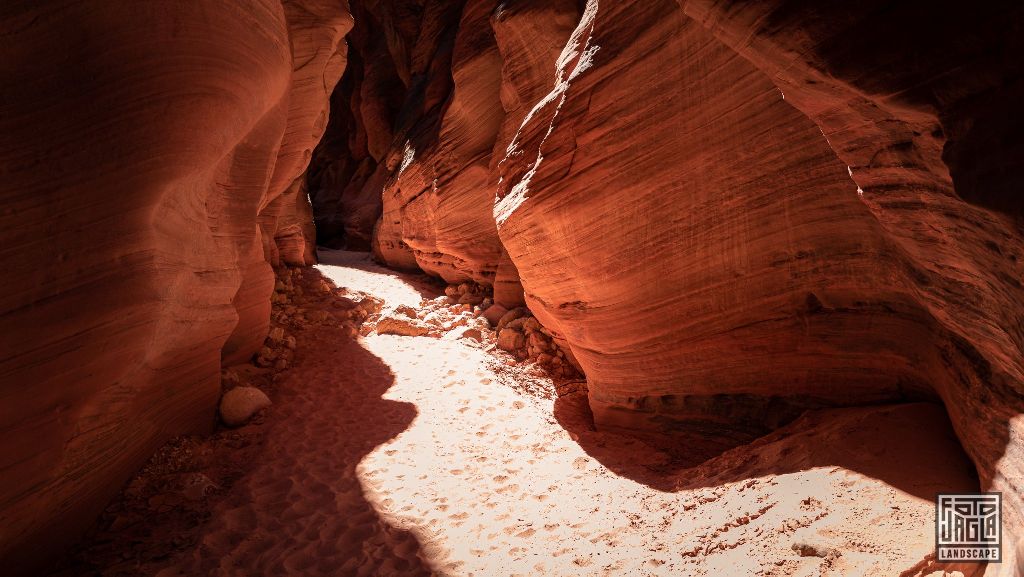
[495,0,941,448]
[680,0,1024,536]
[380,0,507,285]
[4,0,1024,570]
[321,0,1024,542]
[0,1,350,571]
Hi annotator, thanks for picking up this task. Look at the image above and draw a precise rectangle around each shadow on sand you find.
[553,388,980,500]
[51,267,436,577]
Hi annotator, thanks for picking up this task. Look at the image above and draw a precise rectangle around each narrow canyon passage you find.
[5,1,1024,575]
[58,251,983,577]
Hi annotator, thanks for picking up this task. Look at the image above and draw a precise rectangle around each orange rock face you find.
[680,0,1024,531]
[0,1,350,571]
[497,0,936,445]
[324,0,1024,542]
[3,0,1024,570]
[371,0,506,284]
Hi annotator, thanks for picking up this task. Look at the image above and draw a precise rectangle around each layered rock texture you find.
[0,0,350,571]
[311,0,1024,549]
[3,0,1024,572]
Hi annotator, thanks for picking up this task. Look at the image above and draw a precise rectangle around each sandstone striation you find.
[4,0,1024,572]
[319,0,1024,548]
[0,1,350,571]
[678,0,1024,536]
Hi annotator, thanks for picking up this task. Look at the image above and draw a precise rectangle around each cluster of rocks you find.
[363,280,581,380]
[491,307,580,379]
[444,281,490,307]
[364,296,492,342]
[269,267,379,337]
[219,267,381,428]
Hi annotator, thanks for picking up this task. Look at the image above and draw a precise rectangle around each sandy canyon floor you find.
[54,250,984,577]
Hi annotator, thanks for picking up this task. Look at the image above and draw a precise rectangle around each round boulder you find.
[219,386,272,427]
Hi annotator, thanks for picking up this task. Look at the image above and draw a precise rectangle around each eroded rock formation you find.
[0,1,350,571]
[315,0,1024,549]
[681,0,1024,533]
[3,0,1024,572]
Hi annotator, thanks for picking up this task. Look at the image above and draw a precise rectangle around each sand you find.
[61,250,986,577]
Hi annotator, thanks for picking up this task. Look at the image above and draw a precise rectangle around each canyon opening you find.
[2,1,1024,576]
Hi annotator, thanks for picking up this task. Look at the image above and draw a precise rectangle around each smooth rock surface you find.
[679,0,1024,538]
[219,387,273,427]
[0,1,351,571]
[319,0,1024,546]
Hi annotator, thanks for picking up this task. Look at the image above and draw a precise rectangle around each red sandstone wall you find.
[334,0,1024,542]
[3,0,1023,570]
[681,0,1024,539]
[0,1,351,571]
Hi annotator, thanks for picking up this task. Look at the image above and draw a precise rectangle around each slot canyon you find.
[2,0,1023,575]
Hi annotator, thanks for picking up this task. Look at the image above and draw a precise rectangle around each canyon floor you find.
[55,250,982,577]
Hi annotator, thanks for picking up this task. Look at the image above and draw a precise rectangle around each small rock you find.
[394,304,419,318]
[791,536,838,559]
[483,304,508,326]
[375,316,430,337]
[497,328,526,352]
[274,358,289,370]
[219,386,272,427]
[458,292,484,306]
[496,307,530,331]
[450,327,483,342]
[357,296,383,314]
[284,335,297,350]
[180,473,218,501]
[527,331,550,350]
[267,327,285,342]
[504,317,527,331]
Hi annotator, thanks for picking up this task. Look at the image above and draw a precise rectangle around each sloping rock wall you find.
[0,1,350,571]
[321,0,1024,543]
[680,0,1024,540]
